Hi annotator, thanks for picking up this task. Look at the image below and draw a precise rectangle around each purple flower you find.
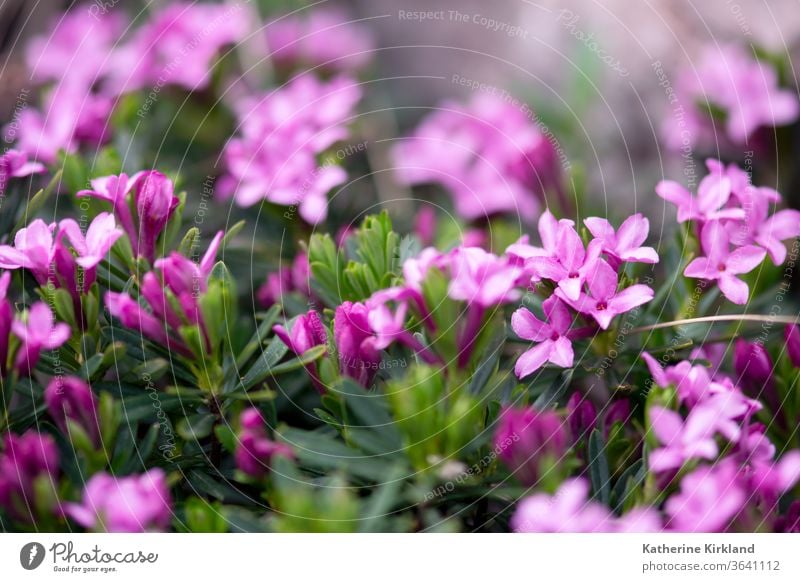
[334,301,381,387]
[0,219,56,284]
[447,247,522,308]
[648,406,719,473]
[684,221,766,305]
[656,162,745,224]
[273,311,328,356]
[747,451,800,503]
[266,7,375,73]
[0,431,59,524]
[0,272,12,375]
[79,171,179,263]
[0,150,45,193]
[220,75,361,223]
[235,408,294,478]
[665,461,746,532]
[105,2,246,94]
[494,406,568,486]
[44,376,100,447]
[11,303,71,376]
[566,392,597,443]
[734,339,775,401]
[663,44,799,149]
[584,213,659,266]
[392,93,562,222]
[511,297,575,379]
[562,259,653,329]
[64,469,172,532]
[785,325,800,368]
[527,224,602,301]
[511,478,615,532]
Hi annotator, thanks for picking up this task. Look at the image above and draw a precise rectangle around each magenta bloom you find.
[0,272,13,375]
[235,408,294,478]
[220,75,361,223]
[0,150,45,193]
[584,213,659,266]
[734,339,774,396]
[494,406,568,486]
[447,247,521,308]
[785,325,800,368]
[44,376,100,447]
[656,163,745,224]
[663,44,799,149]
[266,7,375,73]
[648,406,719,473]
[527,225,601,301]
[665,461,746,532]
[64,469,172,532]
[511,297,575,379]
[566,392,597,443]
[79,171,179,263]
[0,219,56,284]
[563,259,653,329]
[273,311,328,357]
[334,301,381,386]
[684,221,766,305]
[392,93,561,222]
[11,303,71,376]
[105,2,246,94]
[511,478,614,532]
[0,431,59,524]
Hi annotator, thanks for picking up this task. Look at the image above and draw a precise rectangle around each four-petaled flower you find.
[511,297,575,378]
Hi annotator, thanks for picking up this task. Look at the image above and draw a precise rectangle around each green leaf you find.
[177,413,216,441]
[533,368,574,409]
[588,429,611,506]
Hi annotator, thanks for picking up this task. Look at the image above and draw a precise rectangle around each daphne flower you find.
[663,44,799,149]
[511,297,575,378]
[392,93,562,222]
[511,478,614,532]
[665,460,746,532]
[266,7,375,73]
[58,212,123,272]
[584,213,659,266]
[0,431,59,524]
[64,469,172,532]
[527,224,602,301]
[334,301,381,386]
[44,376,100,447]
[786,325,800,368]
[648,406,719,473]
[563,259,653,329]
[0,150,45,193]
[684,221,766,305]
[494,406,568,486]
[656,161,745,224]
[236,408,294,478]
[274,311,328,356]
[0,272,13,376]
[447,247,521,308]
[11,303,70,376]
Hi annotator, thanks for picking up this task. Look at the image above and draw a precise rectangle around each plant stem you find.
[631,314,800,334]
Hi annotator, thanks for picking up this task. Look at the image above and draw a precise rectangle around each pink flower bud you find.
[45,376,100,447]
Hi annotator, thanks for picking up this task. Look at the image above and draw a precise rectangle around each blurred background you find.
[2,0,799,213]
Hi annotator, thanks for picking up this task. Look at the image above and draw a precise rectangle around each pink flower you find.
[0,219,56,284]
[64,470,172,532]
[527,224,602,301]
[511,297,575,378]
[58,212,123,271]
[0,150,45,193]
[665,461,746,532]
[663,44,799,149]
[648,406,719,473]
[684,221,766,305]
[494,406,568,486]
[11,303,71,376]
[44,376,100,447]
[562,259,653,329]
[0,431,59,524]
[0,272,13,375]
[266,7,375,73]
[235,408,294,478]
[447,247,521,308]
[392,93,562,222]
[105,2,246,94]
[273,311,328,356]
[220,75,361,223]
[656,162,745,224]
[511,478,615,532]
[584,213,659,266]
[785,325,800,368]
[334,301,381,386]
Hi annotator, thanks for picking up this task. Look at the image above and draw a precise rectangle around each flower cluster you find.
[658,159,800,304]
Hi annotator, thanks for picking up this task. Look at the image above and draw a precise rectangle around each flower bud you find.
[734,339,774,398]
[45,376,100,447]
[494,406,568,487]
[0,431,59,524]
[235,408,294,478]
[566,392,597,443]
[785,325,800,369]
[133,171,178,262]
